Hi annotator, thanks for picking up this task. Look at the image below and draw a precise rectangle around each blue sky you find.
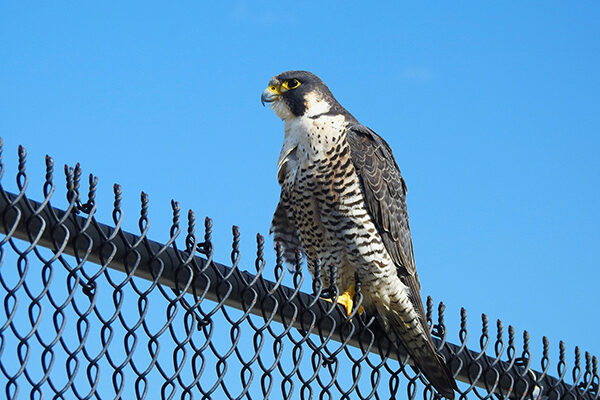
[1,1,599,395]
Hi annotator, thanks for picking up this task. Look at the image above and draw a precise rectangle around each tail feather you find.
[381,307,457,399]
[408,342,457,399]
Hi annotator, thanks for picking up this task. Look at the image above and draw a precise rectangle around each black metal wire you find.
[0,139,597,399]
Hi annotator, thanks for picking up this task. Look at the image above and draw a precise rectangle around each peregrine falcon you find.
[262,71,457,398]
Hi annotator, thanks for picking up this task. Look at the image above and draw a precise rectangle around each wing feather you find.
[346,124,429,331]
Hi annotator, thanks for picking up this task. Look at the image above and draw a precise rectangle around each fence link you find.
[0,139,597,399]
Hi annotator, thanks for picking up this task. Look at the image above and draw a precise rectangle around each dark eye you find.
[284,79,301,89]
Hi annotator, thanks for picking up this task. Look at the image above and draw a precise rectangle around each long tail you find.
[379,306,457,399]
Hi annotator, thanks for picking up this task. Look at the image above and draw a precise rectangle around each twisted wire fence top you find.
[0,138,597,400]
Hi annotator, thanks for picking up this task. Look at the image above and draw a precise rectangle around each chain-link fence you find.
[0,139,597,399]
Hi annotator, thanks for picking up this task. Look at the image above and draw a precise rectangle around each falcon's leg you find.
[320,268,364,317]
[335,284,365,316]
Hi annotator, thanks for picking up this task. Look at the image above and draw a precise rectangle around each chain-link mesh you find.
[0,139,597,399]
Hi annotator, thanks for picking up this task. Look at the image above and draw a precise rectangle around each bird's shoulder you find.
[346,124,407,193]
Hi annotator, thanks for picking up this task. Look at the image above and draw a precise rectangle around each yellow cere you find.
[267,85,280,94]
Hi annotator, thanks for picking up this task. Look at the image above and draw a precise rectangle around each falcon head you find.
[261,70,342,121]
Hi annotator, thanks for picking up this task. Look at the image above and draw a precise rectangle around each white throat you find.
[278,113,346,177]
[274,90,347,183]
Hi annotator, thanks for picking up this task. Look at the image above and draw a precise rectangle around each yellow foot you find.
[322,284,364,317]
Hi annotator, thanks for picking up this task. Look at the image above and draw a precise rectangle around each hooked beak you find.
[261,85,280,106]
